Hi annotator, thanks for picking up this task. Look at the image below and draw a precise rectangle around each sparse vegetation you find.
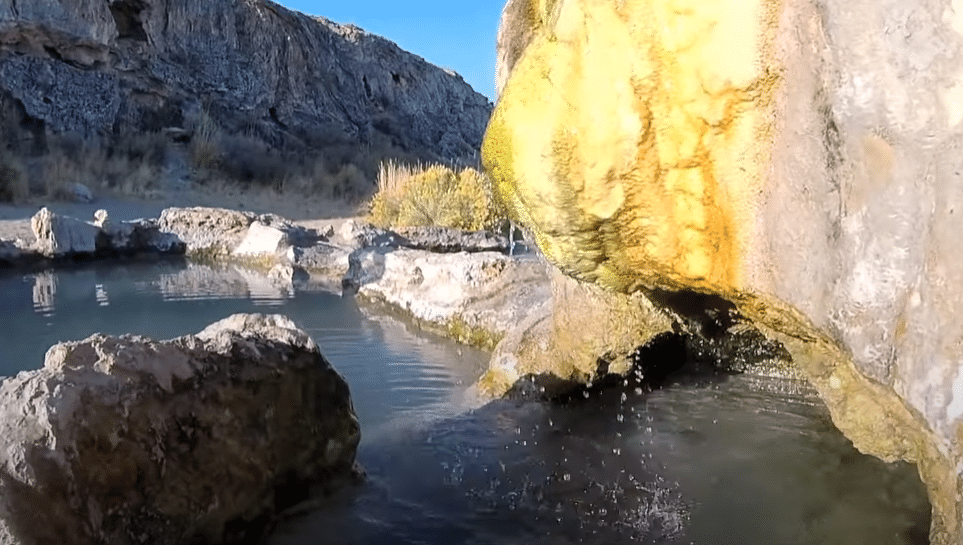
[0,149,28,203]
[367,159,507,232]
[39,132,164,200]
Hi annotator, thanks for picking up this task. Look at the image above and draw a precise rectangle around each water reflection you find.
[153,264,292,305]
[32,270,56,316]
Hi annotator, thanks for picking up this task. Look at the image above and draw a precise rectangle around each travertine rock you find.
[484,0,963,541]
[0,313,361,545]
[0,0,491,163]
[30,206,183,259]
[344,247,549,349]
[30,206,98,256]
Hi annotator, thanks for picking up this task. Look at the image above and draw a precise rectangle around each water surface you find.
[0,263,930,544]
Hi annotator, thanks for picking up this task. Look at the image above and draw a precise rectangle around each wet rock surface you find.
[0,313,361,545]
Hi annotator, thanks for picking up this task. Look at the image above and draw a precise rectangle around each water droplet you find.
[621,392,628,402]
[563,473,571,481]
[583,391,590,399]
[612,448,621,455]
[617,413,624,422]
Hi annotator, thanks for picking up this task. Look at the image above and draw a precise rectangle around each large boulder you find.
[484,0,963,542]
[30,206,98,257]
[0,313,361,545]
[0,0,491,163]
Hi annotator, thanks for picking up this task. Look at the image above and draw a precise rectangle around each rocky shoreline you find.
[0,204,552,351]
[0,206,552,544]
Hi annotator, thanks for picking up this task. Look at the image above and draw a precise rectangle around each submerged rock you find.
[0,313,361,545]
[484,0,963,541]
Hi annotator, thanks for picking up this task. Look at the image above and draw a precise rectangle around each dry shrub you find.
[189,109,221,172]
[40,135,162,199]
[368,160,506,231]
[0,149,28,202]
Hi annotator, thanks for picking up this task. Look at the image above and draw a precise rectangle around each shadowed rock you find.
[0,313,361,545]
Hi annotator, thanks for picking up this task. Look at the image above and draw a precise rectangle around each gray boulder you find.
[157,206,257,257]
[67,182,93,204]
[0,313,361,545]
[344,247,550,349]
[0,0,491,163]
[30,206,99,257]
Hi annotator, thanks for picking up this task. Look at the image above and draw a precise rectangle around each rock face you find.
[0,313,361,545]
[484,0,963,542]
[0,0,491,162]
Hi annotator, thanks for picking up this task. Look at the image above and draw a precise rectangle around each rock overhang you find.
[483,0,963,541]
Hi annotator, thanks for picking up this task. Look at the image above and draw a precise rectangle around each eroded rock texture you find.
[484,0,963,541]
[0,0,491,162]
[0,313,361,544]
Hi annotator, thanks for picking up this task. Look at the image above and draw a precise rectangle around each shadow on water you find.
[273,371,931,545]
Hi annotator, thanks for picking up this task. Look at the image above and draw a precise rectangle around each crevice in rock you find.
[506,289,792,402]
[362,75,373,99]
[109,0,149,43]
[269,106,287,129]
[645,288,792,373]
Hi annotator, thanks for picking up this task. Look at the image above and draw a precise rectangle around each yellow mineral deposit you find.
[484,0,780,294]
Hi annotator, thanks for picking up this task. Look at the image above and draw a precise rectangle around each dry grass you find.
[189,109,221,172]
[367,159,507,231]
[0,149,28,203]
[39,136,163,200]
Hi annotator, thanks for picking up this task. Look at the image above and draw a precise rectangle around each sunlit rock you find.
[484,0,963,541]
[0,313,361,544]
[344,247,549,349]
[31,206,98,257]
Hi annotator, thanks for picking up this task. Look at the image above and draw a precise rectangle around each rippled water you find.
[0,263,931,544]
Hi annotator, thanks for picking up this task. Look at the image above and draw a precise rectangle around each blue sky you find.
[276,1,505,101]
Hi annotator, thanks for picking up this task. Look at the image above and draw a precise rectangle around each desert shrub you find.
[0,149,28,202]
[111,130,168,166]
[217,133,289,189]
[367,160,506,231]
[40,135,162,199]
[189,109,221,172]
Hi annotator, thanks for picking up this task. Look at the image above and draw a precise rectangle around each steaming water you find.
[0,263,930,544]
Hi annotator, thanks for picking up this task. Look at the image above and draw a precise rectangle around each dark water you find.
[0,263,931,544]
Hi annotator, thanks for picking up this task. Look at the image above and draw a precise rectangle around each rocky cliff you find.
[0,0,492,163]
[484,0,963,542]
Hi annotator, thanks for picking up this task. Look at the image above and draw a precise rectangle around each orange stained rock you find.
[483,0,781,294]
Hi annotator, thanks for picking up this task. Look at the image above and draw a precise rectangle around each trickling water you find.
[0,263,931,544]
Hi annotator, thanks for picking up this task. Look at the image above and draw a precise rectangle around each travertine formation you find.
[483,0,963,541]
[0,313,361,544]
[0,0,491,162]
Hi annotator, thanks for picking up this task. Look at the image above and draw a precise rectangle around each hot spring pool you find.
[0,262,931,544]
